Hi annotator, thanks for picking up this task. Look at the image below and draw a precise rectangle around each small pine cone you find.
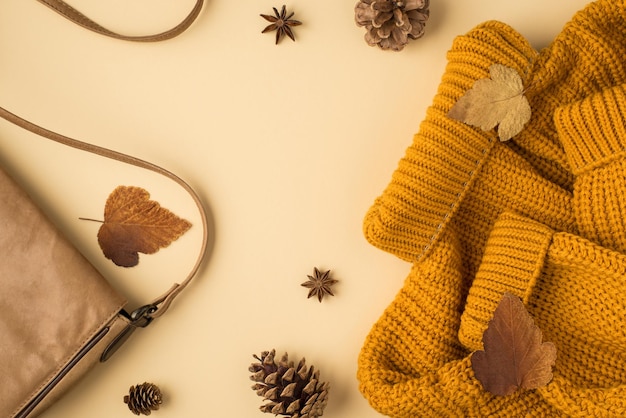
[123,382,163,416]
[355,0,430,51]
[249,349,330,418]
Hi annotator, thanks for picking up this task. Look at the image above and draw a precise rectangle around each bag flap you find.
[0,166,126,417]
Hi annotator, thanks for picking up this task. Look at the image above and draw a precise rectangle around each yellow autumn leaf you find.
[448,64,531,141]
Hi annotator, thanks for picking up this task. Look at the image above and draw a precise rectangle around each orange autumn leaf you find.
[96,186,191,267]
[471,292,557,396]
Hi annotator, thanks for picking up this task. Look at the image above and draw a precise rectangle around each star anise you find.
[301,268,338,303]
[260,5,302,44]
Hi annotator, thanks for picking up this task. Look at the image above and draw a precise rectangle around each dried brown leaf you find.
[471,292,557,396]
[448,64,531,141]
[96,186,191,267]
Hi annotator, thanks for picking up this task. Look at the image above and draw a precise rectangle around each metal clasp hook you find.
[100,304,158,362]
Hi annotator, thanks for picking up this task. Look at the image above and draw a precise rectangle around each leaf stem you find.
[79,217,104,223]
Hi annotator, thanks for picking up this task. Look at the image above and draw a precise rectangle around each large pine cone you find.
[355,0,430,51]
[123,382,162,416]
[249,350,330,418]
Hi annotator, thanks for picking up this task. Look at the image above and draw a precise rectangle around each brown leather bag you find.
[0,2,207,417]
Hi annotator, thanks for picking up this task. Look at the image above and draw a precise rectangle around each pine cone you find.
[249,349,330,418]
[355,0,430,51]
[123,382,163,416]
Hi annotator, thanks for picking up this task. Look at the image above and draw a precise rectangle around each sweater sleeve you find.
[358,222,562,417]
[362,20,539,264]
[458,84,626,415]
[555,84,626,253]
[458,212,626,416]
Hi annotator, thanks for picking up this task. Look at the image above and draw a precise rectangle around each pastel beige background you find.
[0,1,590,417]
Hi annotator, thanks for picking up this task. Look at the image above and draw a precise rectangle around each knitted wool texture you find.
[358,1,626,416]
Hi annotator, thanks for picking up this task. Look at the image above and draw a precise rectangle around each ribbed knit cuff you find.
[458,212,554,352]
[363,21,538,263]
[555,85,626,175]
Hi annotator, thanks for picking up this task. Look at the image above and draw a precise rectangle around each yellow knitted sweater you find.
[358,1,626,416]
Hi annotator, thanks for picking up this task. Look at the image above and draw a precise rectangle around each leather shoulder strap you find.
[8,0,208,318]
[37,0,204,41]
[0,106,209,319]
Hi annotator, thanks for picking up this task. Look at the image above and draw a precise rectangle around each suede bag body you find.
[0,2,207,416]
[0,165,128,418]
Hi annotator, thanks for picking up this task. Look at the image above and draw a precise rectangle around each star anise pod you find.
[260,5,302,44]
[301,268,338,303]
